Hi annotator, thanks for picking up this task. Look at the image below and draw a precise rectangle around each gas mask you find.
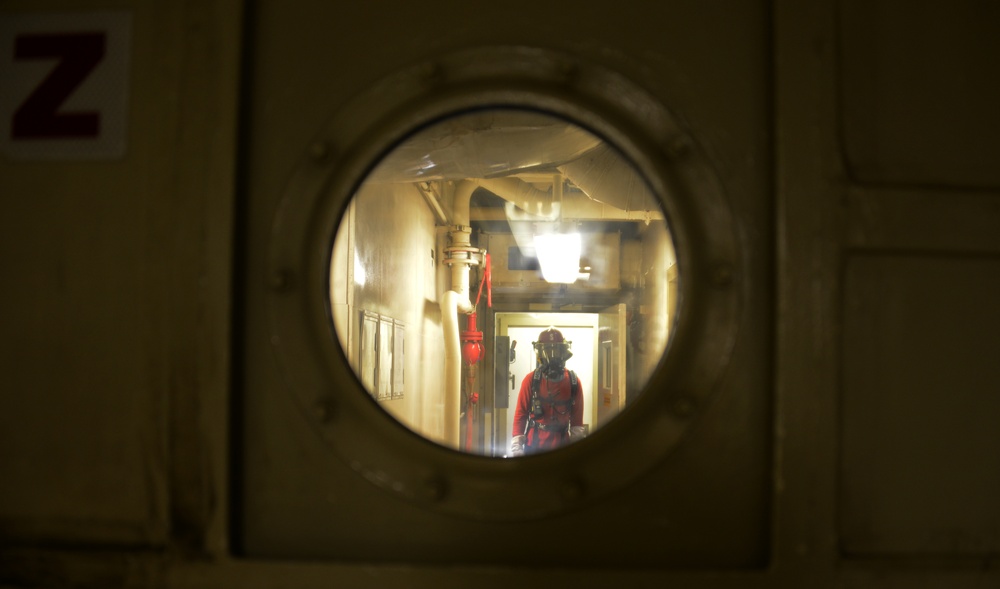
[533,328,573,379]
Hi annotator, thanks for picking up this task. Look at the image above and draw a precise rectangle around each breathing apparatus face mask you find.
[535,342,573,377]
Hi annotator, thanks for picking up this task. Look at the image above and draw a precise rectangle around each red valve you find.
[460,253,491,451]
[461,312,485,366]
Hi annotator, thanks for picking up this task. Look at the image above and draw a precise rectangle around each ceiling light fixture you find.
[533,232,582,284]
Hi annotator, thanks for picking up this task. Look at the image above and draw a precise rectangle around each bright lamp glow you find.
[533,232,581,284]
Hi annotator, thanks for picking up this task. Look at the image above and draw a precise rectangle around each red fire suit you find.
[511,368,583,453]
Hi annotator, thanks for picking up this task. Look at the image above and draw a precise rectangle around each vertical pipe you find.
[441,290,462,448]
[441,181,478,448]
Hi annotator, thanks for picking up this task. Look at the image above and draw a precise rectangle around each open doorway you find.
[494,308,626,456]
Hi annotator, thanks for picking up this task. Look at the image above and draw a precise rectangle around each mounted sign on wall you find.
[0,12,131,160]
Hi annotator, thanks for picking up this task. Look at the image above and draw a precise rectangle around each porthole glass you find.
[329,109,678,457]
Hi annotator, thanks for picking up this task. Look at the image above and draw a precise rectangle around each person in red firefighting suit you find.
[509,328,587,456]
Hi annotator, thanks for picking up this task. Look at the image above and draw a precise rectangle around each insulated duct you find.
[366,111,600,183]
[368,111,662,221]
[557,143,661,215]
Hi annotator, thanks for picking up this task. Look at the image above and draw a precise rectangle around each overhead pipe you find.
[468,193,663,223]
[476,177,558,220]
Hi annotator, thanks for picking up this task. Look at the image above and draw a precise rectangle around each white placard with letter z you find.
[0,12,131,160]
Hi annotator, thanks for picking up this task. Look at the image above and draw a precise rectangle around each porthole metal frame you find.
[265,46,742,520]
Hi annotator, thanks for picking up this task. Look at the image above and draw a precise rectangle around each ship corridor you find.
[329,110,678,456]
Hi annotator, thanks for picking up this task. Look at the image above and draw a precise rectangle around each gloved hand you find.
[569,426,587,442]
[509,434,526,457]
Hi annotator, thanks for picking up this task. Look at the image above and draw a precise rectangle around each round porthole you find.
[266,48,741,520]
[330,108,678,457]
